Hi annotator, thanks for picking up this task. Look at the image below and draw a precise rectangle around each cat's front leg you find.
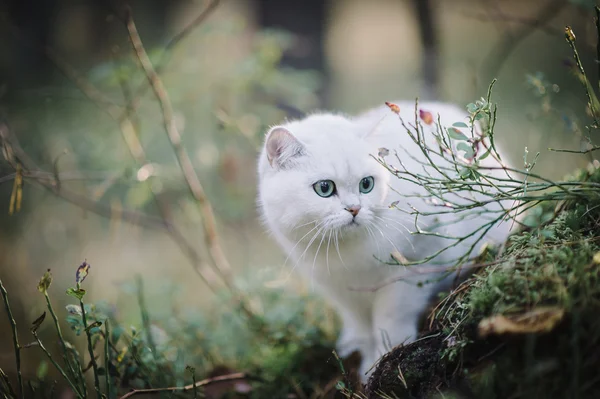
[363,280,432,379]
[336,308,373,359]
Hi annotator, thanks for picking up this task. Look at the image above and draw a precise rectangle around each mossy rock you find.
[366,163,600,399]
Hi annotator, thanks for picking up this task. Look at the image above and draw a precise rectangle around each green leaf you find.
[466,103,477,114]
[36,360,48,380]
[458,167,475,180]
[478,147,492,160]
[37,269,52,293]
[85,321,103,333]
[474,112,486,121]
[111,325,125,344]
[31,311,46,333]
[447,127,468,141]
[66,287,86,300]
[457,142,475,159]
[452,121,469,128]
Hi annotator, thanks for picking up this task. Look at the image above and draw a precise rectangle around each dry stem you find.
[118,372,246,399]
[124,7,233,287]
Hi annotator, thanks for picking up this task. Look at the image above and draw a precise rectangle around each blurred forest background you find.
[1,0,599,393]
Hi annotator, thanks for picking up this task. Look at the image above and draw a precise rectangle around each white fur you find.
[257,101,513,381]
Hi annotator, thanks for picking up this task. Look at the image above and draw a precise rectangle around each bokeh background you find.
[1,0,598,387]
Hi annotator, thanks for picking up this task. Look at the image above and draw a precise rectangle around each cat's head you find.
[257,114,390,241]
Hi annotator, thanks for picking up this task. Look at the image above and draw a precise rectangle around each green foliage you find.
[1,261,342,398]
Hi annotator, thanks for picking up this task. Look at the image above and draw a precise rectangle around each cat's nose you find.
[345,205,361,217]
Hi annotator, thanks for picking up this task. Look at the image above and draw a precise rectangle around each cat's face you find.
[258,115,390,243]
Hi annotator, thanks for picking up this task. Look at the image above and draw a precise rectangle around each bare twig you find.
[1,123,168,229]
[2,1,226,290]
[113,52,221,289]
[479,0,567,88]
[122,8,268,329]
[0,170,125,185]
[0,367,17,398]
[548,145,600,154]
[125,7,233,286]
[42,290,85,395]
[0,13,124,115]
[118,372,247,399]
[32,331,83,398]
[163,0,221,54]
[104,320,111,397]
[78,286,102,398]
[462,10,564,37]
[121,0,221,119]
[565,25,600,122]
[348,259,508,293]
[0,278,23,399]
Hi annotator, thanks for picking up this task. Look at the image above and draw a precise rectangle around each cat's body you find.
[257,101,513,380]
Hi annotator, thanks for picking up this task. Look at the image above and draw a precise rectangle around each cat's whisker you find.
[333,230,348,271]
[373,215,416,252]
[293,218,321,230]
[374,215,414,234]
[325,230,333,276]
[282,221,325,281]
[373,206,414,220]
[311,229,329,291]
[369,222,403,254]
[281,221,325,279]
[290,224,326,277]
[364,224,381,257]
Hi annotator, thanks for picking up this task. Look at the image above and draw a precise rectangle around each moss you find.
[366,164,600,399]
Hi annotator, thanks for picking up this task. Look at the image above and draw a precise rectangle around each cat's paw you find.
[358,352,379,383]
[336,326,373,358]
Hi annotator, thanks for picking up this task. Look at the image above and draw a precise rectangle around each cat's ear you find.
[361,115,387,139]
[265,126,305,168]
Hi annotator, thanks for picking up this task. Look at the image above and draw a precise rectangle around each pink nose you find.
[345,205,361,217]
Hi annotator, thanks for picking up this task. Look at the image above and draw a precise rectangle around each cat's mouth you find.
[346,220,360,228]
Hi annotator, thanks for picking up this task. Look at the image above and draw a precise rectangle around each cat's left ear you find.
[265,126,305,168]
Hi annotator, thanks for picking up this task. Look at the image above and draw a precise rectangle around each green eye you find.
[313,180,336,197]
[359,176,375,194]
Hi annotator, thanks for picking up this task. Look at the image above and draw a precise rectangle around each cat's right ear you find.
[265,126,305,168]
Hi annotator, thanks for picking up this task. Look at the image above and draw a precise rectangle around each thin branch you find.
[125,7,233,286]
[123,8,268,329]
[348,259,508,293]
[0,278,23,399]
[164,0,221,53]
[118,372,247,399]
[113,53,222,289]
[122,0,221,119]
[2,1,226,290]
[32,332,83,398]
[0,170,125,185]
[479,0,567,87]
[596,6,600,92]
[43,291,83,395]
[462,10,564,37]
[0,367,17,398]
[78,287,102,398]
[548,145,600,154]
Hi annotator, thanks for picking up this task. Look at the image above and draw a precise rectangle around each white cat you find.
[256,101,513,381]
